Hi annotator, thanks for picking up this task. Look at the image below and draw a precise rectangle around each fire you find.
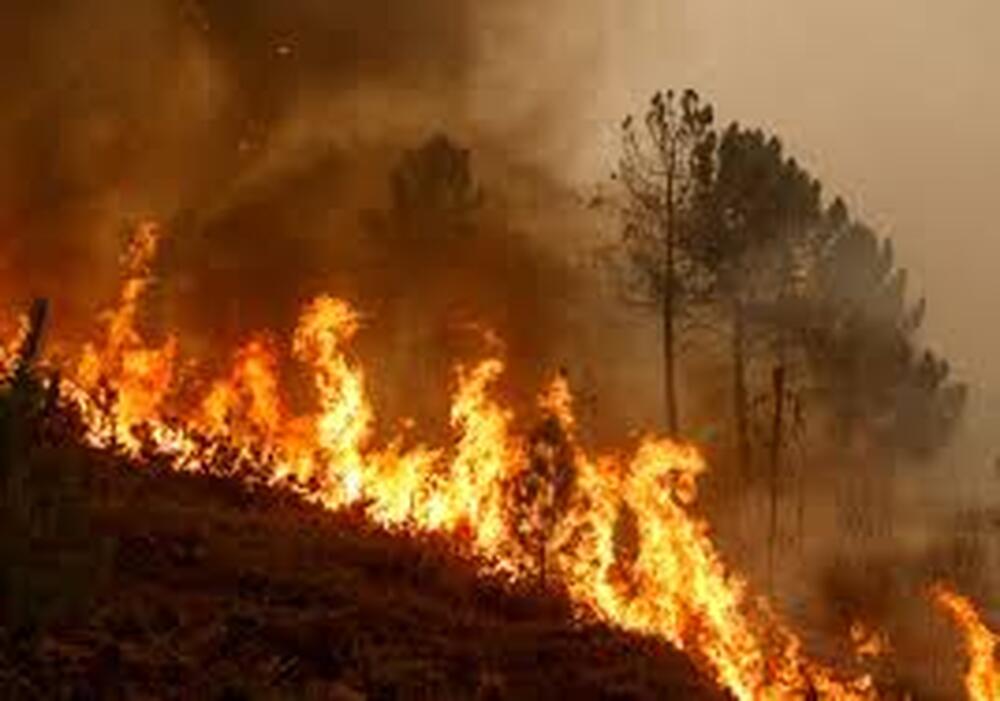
[72,223,178,450]
[0,313,28,376]
[200,338,285,443]
[10,223,969,701]
[850,622,890,660]
[933,586,999,701]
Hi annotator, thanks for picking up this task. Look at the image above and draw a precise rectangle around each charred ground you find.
[0,374,721,701]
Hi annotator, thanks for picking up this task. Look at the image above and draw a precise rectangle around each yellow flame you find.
[0,313,29,376]
[201,338,285,440]
[73,222,178,450]
[933,585,999,701]
[2,225,892,700]
[850,622,890,660]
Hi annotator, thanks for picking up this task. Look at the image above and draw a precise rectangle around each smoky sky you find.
[0,0,654,437]
[574,0,1000,491]
[591,1,1000,394]
[8,0,995,448]
[0,0,478,310]
[0,0,541,327]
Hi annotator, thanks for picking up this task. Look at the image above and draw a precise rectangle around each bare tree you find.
[616,89,715,437]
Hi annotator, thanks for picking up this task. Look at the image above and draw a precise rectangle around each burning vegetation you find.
[0,218,995,699]
[0,2,997,699]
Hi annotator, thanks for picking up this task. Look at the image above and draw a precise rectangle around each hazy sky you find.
[2,0,996,400]
[575,1,1000,392]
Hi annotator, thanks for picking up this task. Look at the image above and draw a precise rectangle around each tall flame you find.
[73,223,178,450]
[15,224,993,700]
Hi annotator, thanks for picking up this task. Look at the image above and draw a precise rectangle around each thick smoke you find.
[0,0,656,438]
[3,4,995,694]
[0,0,475,309]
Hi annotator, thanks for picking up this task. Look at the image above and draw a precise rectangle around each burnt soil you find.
[0,448,724,701]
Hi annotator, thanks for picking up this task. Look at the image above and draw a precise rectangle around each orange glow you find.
[0,313,28,377]
[71,223,179,451]
[201,338,284,439]
[850,622,890,660]
[2,226,896,700]
[933,585,999,701]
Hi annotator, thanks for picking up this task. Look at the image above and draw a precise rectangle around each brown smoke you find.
[0,0,653,439]
[0,0,474,307]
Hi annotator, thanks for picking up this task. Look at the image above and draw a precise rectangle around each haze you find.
[578,1,1000,396]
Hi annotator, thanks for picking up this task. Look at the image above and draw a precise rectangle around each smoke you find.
[0,0,474,301]
[0,0,660,439]
[3,3,996,693]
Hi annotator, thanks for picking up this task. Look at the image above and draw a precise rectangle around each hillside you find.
[0,430,723,700]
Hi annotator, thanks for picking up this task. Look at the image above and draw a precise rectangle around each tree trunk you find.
[767,364,786,594]
[732,299,751,476]
[662,149,680,437]
[14,299,49,382]
[662,270,679,437]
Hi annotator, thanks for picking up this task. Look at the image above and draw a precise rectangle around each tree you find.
[679,125,822,591]
[0,300,109,644]
[387,133,482,240]
[509,411,577,589]
[687,124,822,476]
[616,89,716,437]
[613,91,966,586]
[803,202,966,460]
[363,133,484,432]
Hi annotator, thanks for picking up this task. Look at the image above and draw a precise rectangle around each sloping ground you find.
[0,450,725,701]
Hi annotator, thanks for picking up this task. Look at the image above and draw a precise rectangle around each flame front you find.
[1,226,915,700]
[933,586,1000,701]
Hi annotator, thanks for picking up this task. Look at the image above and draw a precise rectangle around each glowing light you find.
[0,225,893,700]
[933,585,999,701]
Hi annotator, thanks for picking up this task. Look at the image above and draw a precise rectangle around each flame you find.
[0,313,28,376]
[72,223,178,450]
[850,622,890,660]
[201,338,284,438]
[2,226,899,699]
[933,585,999,701]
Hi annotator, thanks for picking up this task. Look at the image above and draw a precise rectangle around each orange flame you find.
[201,338,285,441]
[850,622,890,660]
[4,225,891,700]
[0,313,28,377]
[933,585,999,701]
[72,223,178,450]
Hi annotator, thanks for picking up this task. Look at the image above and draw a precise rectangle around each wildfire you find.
[933,586,1000,701]
[5,224,990,700]
[850,622,890,660]
[72,223,179,451]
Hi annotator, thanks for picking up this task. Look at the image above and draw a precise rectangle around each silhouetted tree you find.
[362,133,485,432]
[688,124,822,475]
[614,92,967,581]
[387,133,482,239]
[0,301,109,644]
[678,125,822,590]
[509,412,577,589]
[616,95,966,468]
[616,89,716,437]
[803,202,966,460]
